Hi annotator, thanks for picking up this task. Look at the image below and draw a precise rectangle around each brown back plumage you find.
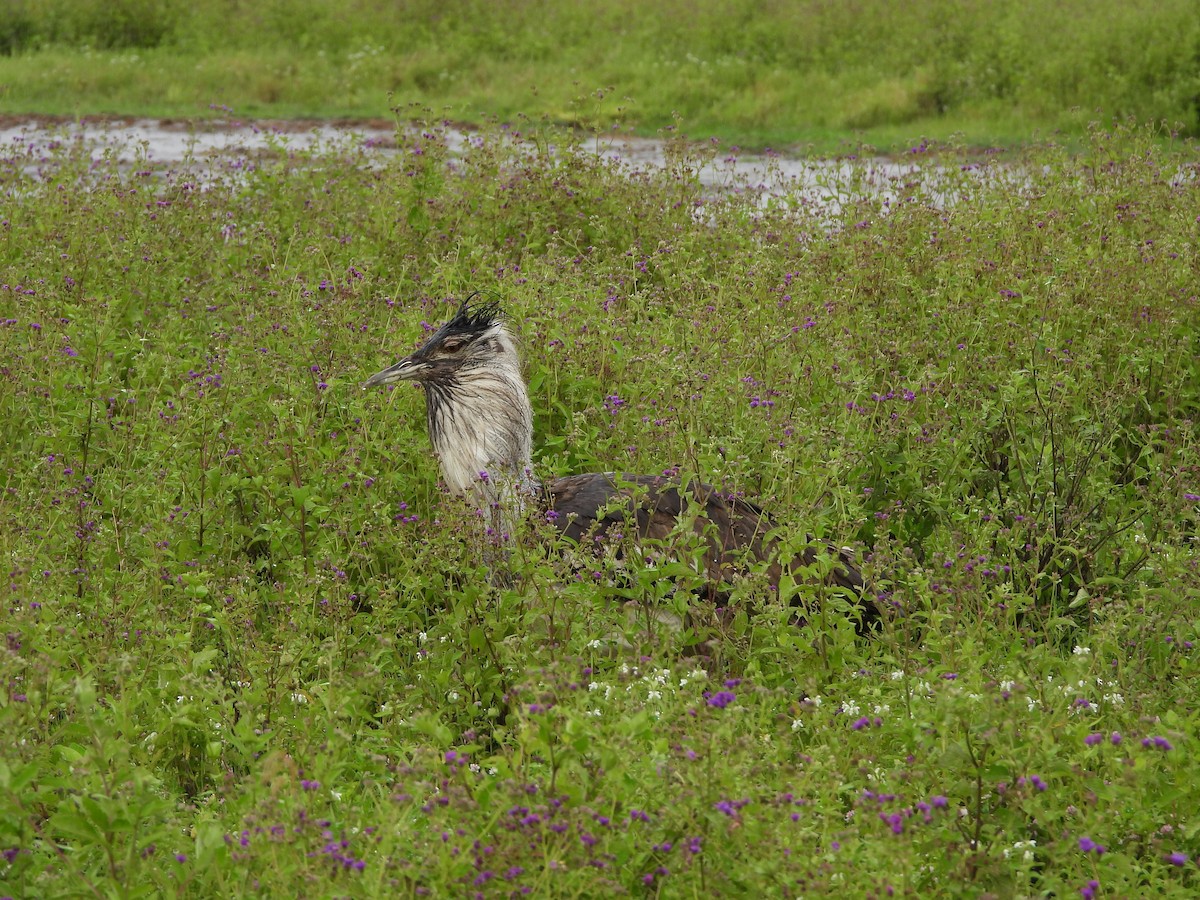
[545,473,874,627]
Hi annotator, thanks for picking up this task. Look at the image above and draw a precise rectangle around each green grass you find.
[0,118,1198,895]
[1,0,1199,150]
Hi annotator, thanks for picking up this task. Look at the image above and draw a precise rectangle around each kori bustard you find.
[365,299,876,628]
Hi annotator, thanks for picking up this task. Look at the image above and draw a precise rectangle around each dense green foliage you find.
[0,119,1198,895]
[2,0,1200,147]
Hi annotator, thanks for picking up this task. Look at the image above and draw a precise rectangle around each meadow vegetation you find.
[1,0,1199,149]
[0,117,1198,895]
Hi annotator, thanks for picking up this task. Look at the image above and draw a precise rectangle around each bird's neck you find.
[425,363,540,535]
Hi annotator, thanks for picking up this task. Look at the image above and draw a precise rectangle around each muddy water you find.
[0,115,958,212]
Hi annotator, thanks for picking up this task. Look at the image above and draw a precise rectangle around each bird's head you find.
[363,297,515,389]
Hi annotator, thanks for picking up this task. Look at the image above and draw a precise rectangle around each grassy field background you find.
[2,1,1200,895]
[1,0,1199,149]
[0,112,1197,894]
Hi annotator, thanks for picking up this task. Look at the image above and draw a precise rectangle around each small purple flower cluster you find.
[713,798,750,818]
[1016,774,1048,792]
[859,790,949,836]
[705,690,736,709]
[318,832,366,871]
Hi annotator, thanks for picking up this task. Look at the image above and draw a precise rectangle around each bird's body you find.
[366,299,872,622]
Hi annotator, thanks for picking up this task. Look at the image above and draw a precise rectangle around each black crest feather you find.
[443,293,503,337]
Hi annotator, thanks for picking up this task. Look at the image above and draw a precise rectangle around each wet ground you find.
[0,114,966,211]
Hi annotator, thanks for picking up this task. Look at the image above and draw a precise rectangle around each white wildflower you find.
[1004,839,1036,862]
[1073,645,1091,656]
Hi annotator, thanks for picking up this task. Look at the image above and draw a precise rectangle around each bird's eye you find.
[441,337,467,353]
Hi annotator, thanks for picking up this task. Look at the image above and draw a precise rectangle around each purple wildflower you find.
[706,690,736,709]
[713,798,749,817]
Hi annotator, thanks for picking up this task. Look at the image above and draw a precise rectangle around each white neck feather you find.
[424,325,540,535]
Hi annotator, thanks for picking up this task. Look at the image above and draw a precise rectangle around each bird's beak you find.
[362,356,425,388]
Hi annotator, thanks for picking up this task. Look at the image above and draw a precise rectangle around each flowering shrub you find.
[0,120,1196,897]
